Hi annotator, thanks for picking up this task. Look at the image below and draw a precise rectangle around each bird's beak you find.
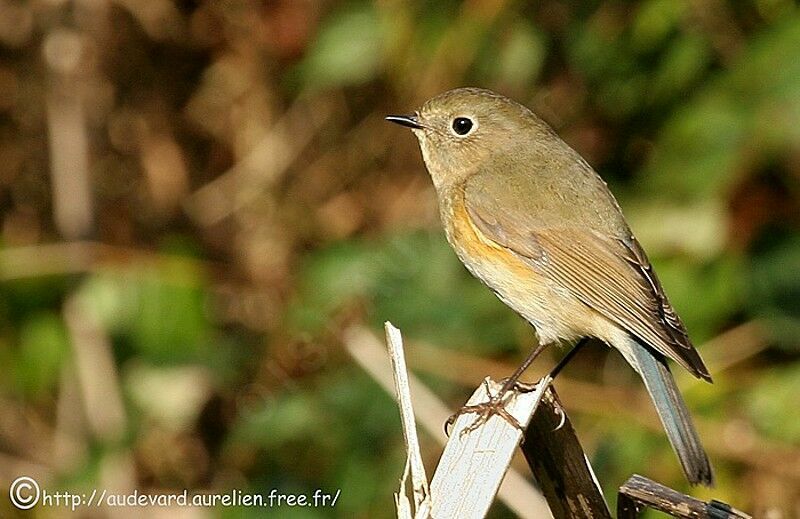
[385,114,424,130]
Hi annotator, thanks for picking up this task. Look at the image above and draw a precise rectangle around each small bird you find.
[386,87,714,486]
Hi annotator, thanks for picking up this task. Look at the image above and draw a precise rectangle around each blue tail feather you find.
[629,339,714,486]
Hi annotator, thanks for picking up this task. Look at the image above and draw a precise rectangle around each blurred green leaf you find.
[649,255,744,342]
[598,73,647,118]
[746,233,800,348]
[568,18,635,82]
[648,34,711,103]
[745,363,800,442]
[487,20,546,90]
[631,0,687,53]
[14,312,69,396]
[0,276,72,323]
[235,392,321,451]
[645,95,746,199]
[644,12,800,199]
[79,261,212,365]
[300,5,383,88]
[229,370,401,517]
[291,232,523,354]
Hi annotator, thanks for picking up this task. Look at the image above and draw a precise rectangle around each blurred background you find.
[1,0,800,517]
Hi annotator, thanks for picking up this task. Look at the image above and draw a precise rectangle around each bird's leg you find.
[445,338,592,436]
[546,338,589,431]
[446,340,551,436]
[548,337,589,381]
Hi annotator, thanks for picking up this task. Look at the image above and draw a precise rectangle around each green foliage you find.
[651,255,744,342]
[2,0,799,516]
[229,369,402,518]
[290,231,523,354]
[79,262,212,365]
[630,0,688,53]
[299,5,384,89]
[648,34,711,104]
[477,20,547,90]
[644,12,800,199]
[745,364,800,442]
[13,312,69,397]
[746,233,800,348]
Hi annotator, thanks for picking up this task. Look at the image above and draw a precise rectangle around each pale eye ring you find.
[451,117,474,136]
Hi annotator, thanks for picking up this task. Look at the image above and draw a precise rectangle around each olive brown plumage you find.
[387,87,714,486]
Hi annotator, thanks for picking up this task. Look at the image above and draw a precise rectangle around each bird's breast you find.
[438,188,589,344]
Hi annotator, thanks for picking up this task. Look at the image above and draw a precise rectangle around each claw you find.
[444,411,457,436]
[553,401,567,431]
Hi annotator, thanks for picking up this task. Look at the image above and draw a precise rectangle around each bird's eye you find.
[452,117,474,136]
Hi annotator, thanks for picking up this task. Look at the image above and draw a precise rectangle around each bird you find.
[386,87,714,486]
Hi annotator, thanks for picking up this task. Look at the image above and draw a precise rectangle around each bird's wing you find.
[463,176,712,381]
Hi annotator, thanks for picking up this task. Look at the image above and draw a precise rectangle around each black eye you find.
[452,117,473,136]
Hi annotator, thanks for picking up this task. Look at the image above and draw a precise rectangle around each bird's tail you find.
[629,340,714,486]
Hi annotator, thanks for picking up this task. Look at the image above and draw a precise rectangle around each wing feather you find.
[464,178,711,381]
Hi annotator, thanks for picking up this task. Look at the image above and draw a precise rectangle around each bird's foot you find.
[445,380,525,437]
[498,377,539,393]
